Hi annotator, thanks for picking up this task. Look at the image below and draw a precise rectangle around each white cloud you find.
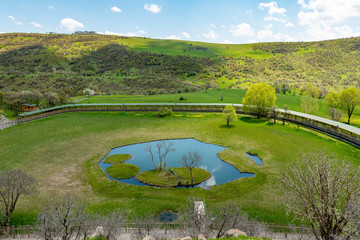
[265,24,273,29]
[144,3,161,14]
[60,18,84,32]
[8,16,22,25]
[30,22,42,28]
[264,16,287,23]
[257,30,273,40]
[285,22,294,27]
[246,9,253,14]
[259,1,287,15]
[110,6,122,13]
[181,32,190,38]
[104,30,147,37]
[223,40,232,44]
[230,23,254,37]
[47,5,54,10]
[274,33,296,41]
[298,0,360,26]
[166,35,180,40]
[221,24,226,28]
[297,0,360,40]
[209,24,216,28]
[203,30,219,39]
[257,29,296,42]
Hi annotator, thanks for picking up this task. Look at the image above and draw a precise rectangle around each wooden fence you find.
[2,103,359,148]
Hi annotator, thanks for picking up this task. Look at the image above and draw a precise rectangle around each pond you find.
[99,138,255,189]
[246,152,263,165]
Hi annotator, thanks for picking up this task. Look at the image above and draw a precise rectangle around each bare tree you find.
[180,198,212,237]
[97,210,124,240]
[0,170,36,234]
[282,104,289,125]
[210,202,267,238]
[267,106,280,123]
[37,194,94,240]
[156,141,175,170]
[144,143,157,169]
[180,151,202,185]
[280,152,360,240]
[328,108,343,122]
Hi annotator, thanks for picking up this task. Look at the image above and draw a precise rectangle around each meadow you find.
[1,111,359,226]
[73,89,360,127]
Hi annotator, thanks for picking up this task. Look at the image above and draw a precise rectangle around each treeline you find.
[1,33,360,96]
[1,90,68,114]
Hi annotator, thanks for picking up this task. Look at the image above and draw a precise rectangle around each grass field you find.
[1,111,359,226]
[73,89,360,127]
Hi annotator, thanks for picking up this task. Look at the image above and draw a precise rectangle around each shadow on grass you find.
[220,124,236,129]
[239,116,267,124]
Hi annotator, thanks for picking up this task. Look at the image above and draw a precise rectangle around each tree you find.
[325,91,340,109]
[0,170,36,233]
[222,105,236,126]
[301,83,320,114]
[44,92,60,107]
[281,83,291,94]
[327,108,343,122]
[145,141,175,170]
[3,92,24,115]
[38,194,94,240]
[340,87,360,124]
[204,81,211,93]
[156,141,175,169]
[0,92,3,105]
[144,143,157,170]
[180,151,202,185]
[83,88,95,97]
[280,152,360,240]
[267,106,280,124]
[282,104,289,125]
[242,82,277,118]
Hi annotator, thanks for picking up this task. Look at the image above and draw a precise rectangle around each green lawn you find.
[106,163,140,179]
[73,89,360,126]
[1,111,359,226]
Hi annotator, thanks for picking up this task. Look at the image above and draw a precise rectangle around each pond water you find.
[99,138,255,189]
[246,153,263,165]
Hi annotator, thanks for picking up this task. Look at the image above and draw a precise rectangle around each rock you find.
[90,226,104,238]
[180,237,192,240]
[143,236,156,240]
[197,233,207,240]
[226,228,248,237]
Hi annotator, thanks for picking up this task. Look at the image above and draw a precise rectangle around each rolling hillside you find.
[0,33,360,95]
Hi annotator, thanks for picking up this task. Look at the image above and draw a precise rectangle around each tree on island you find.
[144,141,175,170]
[242,82,277,118]
[280,151,360,240]
[0,170,36,234]
[340,87,360,124]
[222,105,237,126]
[180,151,202,185]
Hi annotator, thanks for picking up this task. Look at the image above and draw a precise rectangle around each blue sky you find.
[1,0,360,44]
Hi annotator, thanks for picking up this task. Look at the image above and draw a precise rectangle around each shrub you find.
[156,107,172,117]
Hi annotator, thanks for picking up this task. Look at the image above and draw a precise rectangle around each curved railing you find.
[1,103,359,147]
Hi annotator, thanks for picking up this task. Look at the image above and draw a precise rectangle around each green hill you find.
[0,33,360,95]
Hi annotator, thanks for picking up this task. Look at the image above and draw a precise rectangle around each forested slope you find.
[0,33,359,95]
